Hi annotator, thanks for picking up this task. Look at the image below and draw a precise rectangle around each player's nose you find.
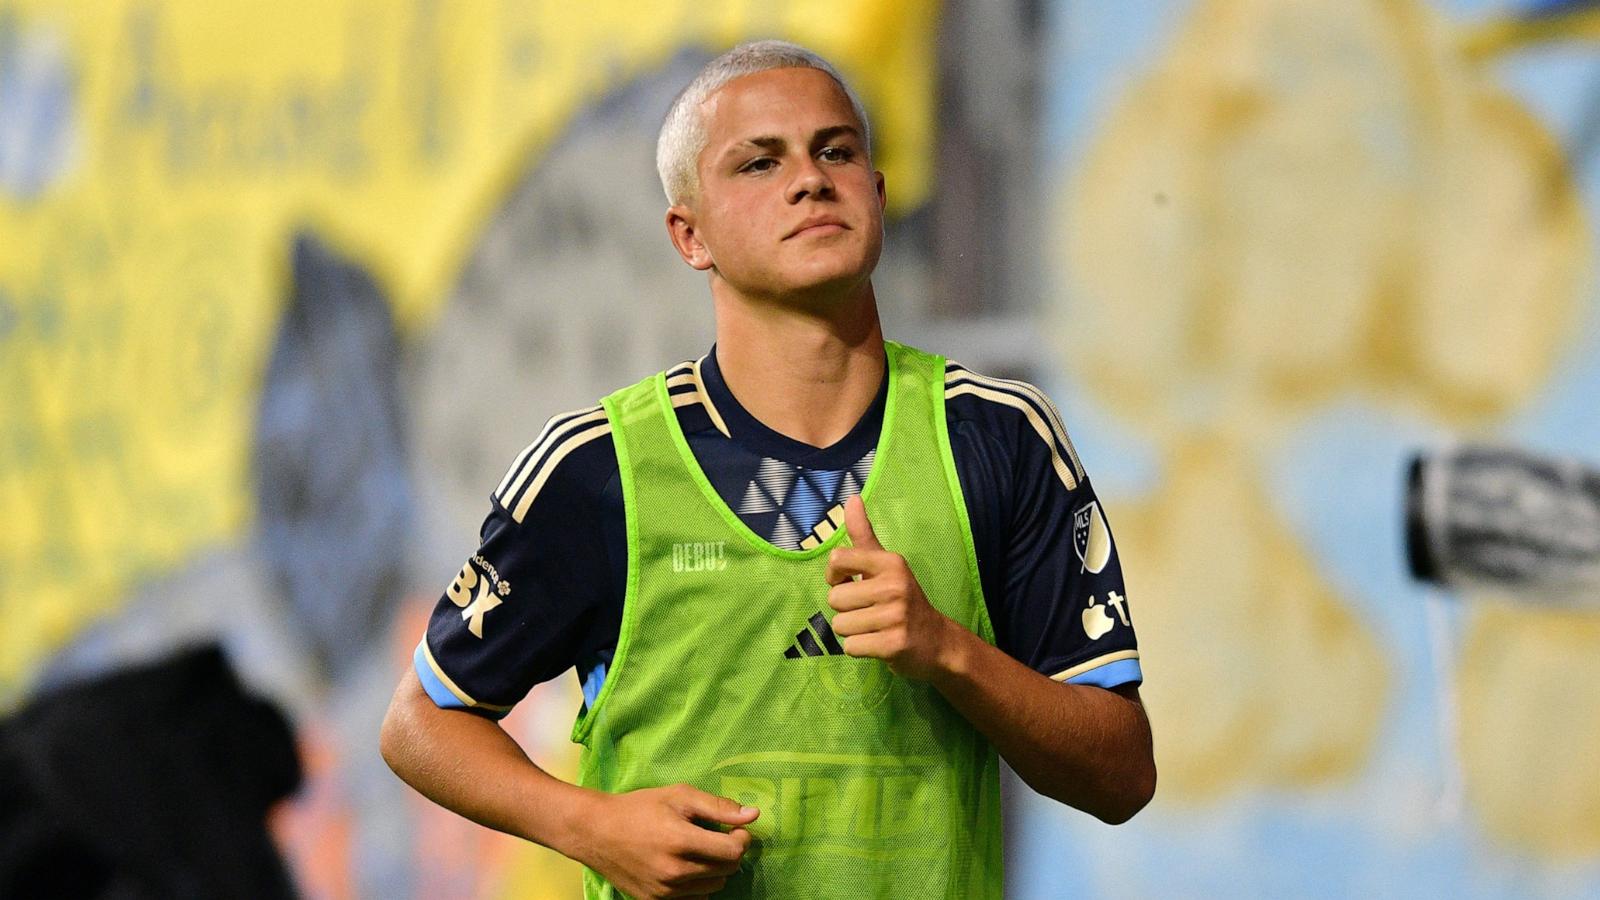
[786,157,835,203]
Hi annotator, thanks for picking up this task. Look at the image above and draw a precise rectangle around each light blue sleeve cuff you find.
[1065,657,1143,690]
[414,642,467,709]
[413,642,512,719]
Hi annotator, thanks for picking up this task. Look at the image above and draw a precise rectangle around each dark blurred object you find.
[0,644,301,899]
[1406,445,1600,605]
[255,231,413,679]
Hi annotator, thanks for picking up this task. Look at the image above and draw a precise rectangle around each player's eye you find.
[740,157,777,173]
[818,146,854,163]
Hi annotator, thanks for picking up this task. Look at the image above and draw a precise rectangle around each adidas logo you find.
[782,611,846,658]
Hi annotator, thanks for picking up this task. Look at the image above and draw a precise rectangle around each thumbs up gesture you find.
[824,496,960,682]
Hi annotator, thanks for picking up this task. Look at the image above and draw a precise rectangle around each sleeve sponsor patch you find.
[444,555,511,639]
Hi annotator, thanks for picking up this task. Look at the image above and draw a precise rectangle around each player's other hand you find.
[577,783,757,898]
[825,495,960,682]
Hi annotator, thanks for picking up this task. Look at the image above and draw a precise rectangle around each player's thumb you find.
[677,786,760,826]
[844,495,883,551]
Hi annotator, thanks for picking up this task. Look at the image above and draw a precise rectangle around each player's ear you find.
[874,170,886,210]
[666,204,715,271]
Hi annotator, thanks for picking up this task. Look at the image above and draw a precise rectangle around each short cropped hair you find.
[655,40,873,206]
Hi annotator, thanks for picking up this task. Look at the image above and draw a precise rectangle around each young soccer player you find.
[381,40,1155,899]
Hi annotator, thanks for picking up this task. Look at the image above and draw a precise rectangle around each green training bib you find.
[574,341,1003,899]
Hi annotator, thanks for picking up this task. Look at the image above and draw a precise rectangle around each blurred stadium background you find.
[2,0,1599,896]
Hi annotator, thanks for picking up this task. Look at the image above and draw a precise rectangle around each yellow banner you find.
[0,0,939,700]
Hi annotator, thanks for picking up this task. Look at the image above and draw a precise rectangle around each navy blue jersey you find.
[416,348,1141,718]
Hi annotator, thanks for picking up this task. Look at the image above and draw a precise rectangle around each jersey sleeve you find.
[1013,472,1140,689]
[944,364,1141,690]
[414,406,624,718]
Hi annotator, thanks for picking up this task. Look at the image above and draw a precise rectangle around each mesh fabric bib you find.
[574,341,1003,899]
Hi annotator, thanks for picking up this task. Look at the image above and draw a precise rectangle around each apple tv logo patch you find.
[1081,590,1131,640]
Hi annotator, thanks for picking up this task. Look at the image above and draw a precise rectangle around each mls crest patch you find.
[1072,501,1113,574]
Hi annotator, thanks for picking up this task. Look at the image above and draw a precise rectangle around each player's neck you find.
[711,280,885,449]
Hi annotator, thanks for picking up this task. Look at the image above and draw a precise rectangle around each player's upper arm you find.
[414,405,623,718]
[944,363,1142,691]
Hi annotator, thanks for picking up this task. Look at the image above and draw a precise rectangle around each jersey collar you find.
[701,344,888,470]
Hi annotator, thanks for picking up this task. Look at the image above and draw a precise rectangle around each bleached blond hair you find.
[655,40,873,206]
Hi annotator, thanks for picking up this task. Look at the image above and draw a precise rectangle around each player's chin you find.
[784,246,880,291]
[781,269,873,303]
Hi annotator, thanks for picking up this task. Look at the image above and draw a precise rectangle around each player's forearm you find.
[379,671,600,859]
[929,622,1156,824]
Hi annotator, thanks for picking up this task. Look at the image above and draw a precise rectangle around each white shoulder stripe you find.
[494,440,540,500]
[971,371,1083,478]
[509,419,612,522]
[495,358,708,520]
[691,356,730,437]
[947,365,1073,452]
[663,357,729,437]
[495,405,605,506]
[946,366,1084,480]
[944,382,1080,491]
[494,404,601,498]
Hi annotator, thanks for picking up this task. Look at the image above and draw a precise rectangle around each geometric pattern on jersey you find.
[736,449,875,550]
[575,341,1004,899]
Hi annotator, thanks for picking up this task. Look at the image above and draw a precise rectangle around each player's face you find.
[670,67,886,304]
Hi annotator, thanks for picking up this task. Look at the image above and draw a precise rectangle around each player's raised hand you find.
[578,783,757,898]
[824,496,959,682]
